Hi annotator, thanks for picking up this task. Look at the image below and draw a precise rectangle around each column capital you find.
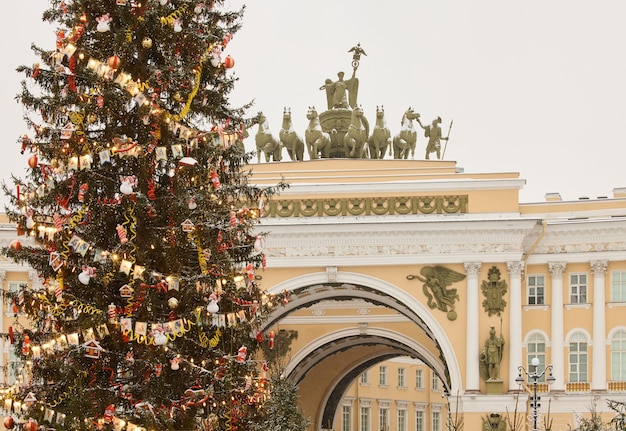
[464,262,481,276]
[548,262,567,277]
[0,270,6,282]
[506,261,524,277]
[590,260,608,275]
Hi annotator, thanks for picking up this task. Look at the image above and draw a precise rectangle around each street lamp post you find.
[516,357,555,431]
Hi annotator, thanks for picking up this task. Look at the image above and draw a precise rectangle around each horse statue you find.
[343,105,368,158]
[305,106,332,159]
[255,111,283,162]
[367,105,391,159]
[392,107,420,159]
[279,107,305,161]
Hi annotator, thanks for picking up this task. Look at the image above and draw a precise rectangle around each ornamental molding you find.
[531,221,626,255]
[265,195,468,217]
[260,223,536,266]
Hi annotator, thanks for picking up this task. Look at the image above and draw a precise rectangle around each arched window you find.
[611,330,626,381]
[569,332,588,382]
[527,333,547,382]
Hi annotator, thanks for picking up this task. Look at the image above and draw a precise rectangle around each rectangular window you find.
[360,407,370,431]
[415,369,423,389]
[431,373,439,391]
[7,281,25,314]
[397,409,407,431]
[379,366,388,386]
[528,275,545,305]
[570,273,588,304]
[611,271,626,302]
[415,411,424,431]
[379,408,389,431]
[569,341,588,383]
[397,367,406,388]
[360,371,369,385]
[342,406,352,431]
[432,412,442,431]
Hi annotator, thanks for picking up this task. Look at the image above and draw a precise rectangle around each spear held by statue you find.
[441,119,454,160]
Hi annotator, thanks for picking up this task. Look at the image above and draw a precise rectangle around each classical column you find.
[590,260,608,391]
[507,261,524,391]
[464,262,481,392]
[548,262,566,391]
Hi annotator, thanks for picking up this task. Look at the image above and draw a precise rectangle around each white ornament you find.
[168,297,179,309]
[153,328,167,345]
[206,293,219,314]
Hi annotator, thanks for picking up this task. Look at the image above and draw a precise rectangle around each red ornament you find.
[210,171,221,189]
[107,55,121,70]
[223,55,235,69]
[223,33,232,47]
[3,416,14,429]
[28,154,38,169]
[9,240,21,250]
[22,418,37,431]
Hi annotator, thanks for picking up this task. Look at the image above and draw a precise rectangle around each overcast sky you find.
[3,1,626,205]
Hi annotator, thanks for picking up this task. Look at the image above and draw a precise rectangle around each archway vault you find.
[262,271,463,429]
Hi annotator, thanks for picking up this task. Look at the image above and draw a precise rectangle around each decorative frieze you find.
[265,195,468,217]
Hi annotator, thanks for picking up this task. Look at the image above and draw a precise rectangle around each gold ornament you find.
[142,37,153,49]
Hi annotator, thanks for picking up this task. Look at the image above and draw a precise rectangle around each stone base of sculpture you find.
[485,379,503,395]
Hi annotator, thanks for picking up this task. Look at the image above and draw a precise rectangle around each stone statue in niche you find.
[480,326,505,381]
[481,266,507,317]
[407,266,466,321]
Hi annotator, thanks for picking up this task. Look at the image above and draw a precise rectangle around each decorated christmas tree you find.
[1,1,287,430]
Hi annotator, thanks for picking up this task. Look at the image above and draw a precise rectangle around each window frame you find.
[342,405,352,431]
[527,274,545,305]
[379,366,388,386]
[360,406,371,431]
[527,333,547,383]
[569,273,588,304]
[568,332,588,383]
[415,410,424,431]
[611,330,626,381]
[397,367,406,388]
[611,271,626,302]
[415,369,423,389]
[431,372,439,391]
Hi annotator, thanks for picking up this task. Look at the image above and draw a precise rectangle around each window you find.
[379,366,388,386]
[397,409,407,431]
[527,333,547,382]
[360,407,370,431]
[7,281,25,315]
[415,369,423,389]
[360,371,369,384]
[431,372,439,391]
[611,271,626,302]
[569,332,588,382]
[611,330,626,381]
[397,367,406,388]
[570,273,588,304]
[528,275,545,305]
[342,406,352,431]
[432,411,442,431]
[415,411,424,431]
[378,408,389,431]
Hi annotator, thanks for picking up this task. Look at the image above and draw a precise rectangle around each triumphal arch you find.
[247,47,626,431]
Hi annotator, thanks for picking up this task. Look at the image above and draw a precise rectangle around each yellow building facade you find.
[2,158,626,430]
[249,158,626,431]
